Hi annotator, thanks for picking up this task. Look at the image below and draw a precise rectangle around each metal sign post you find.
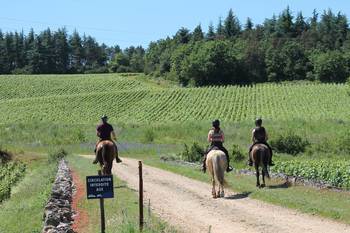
[139,161,144,231]
[86,171,114,233]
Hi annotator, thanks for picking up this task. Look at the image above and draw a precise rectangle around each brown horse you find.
[96,140,115,175]
[206,149,227,198]
[251,144,270,188]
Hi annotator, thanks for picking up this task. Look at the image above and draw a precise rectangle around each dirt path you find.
[71,169,89,233]
[82,155,350,233]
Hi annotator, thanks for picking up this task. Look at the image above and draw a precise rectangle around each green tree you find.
[224,9,241,38]
[191,24,204,42]
[69,30,84,72]
[206,22,216,41]
[312,51,348,82]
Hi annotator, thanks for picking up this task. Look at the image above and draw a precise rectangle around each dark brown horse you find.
[96,140,115,175]
[251,144,271,188]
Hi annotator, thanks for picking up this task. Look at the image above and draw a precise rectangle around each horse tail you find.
[212,154,226,186]
[259,149,270,179]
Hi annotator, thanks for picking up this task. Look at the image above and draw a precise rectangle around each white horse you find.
[206,149,227,198]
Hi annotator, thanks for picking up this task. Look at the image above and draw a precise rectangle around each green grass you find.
[67,154,177,233]
[0,153,57,233]
[122,150,350,224]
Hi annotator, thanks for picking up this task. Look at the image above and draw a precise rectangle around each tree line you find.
[1,7,350,86]
[144,7,350,86]
[0,28,144,74]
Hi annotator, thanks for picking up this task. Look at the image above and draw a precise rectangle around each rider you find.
[93,115,122,164]
[248,118,274,166]
[202,119,233,173]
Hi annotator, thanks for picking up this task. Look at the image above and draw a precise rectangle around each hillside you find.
[0,74,349,124]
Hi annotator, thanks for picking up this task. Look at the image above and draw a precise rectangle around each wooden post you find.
[98,170,106,233]
[139,161,144,231]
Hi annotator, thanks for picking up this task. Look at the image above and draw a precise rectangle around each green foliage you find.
[48,148,68,163]
[231,144,245,162]
[272,159,350,189]
[142,129,155,143]
[271,132,309,155]
[180,142,204,162]
[312,51,348,82]
[0,161,26,202]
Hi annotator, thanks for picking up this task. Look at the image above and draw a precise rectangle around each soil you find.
[71,169,89,233]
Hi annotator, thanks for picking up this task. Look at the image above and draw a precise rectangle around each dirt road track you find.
[84,155,350,233]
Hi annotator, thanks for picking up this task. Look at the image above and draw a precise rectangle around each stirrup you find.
[226,166,233,172]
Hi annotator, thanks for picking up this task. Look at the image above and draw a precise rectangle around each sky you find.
[1,0,349,49]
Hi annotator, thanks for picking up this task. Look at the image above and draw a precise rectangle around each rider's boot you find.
[116,156,122,163]
[92,154,99,164]
[269,160,275,166]
[226,165,233,172]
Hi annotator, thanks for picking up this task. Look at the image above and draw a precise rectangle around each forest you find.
[1,7,349,86]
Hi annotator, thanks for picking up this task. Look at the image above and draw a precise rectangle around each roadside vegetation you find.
[0,152,57,233]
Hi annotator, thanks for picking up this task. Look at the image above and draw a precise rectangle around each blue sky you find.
[1,0,349,48]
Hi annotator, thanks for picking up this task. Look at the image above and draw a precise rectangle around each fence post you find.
[139,161,144,231]
[98,170,106,233]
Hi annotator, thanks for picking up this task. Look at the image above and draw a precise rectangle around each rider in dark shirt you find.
[93,115,122,164]
[248,118,274,166]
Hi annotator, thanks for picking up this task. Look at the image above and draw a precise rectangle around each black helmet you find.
[255,118,262,126]
[101,115,108,121]
[212,119,220,128]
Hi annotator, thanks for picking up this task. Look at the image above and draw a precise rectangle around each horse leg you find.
[255,165,260,187]
[212,178,217,198]
[261,169,266,188]
[220,183,225,198]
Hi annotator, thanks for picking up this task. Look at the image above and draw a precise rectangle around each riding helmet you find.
[212,119,220,128]
[255,118,262,126]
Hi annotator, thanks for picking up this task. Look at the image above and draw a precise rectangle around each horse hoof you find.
[220,192,225,198]
[260,184,266,188]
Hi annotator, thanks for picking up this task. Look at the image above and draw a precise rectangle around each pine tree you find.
[245,17,253,31]
[276,6,294,37]
[294,12,308,36]
[53,28,69,73]
[175,27,191,44]
[192,24,204,42]
[69,30,84,72]
[206,22,216,40]
[216,17,225,38]
[224,9,241,38]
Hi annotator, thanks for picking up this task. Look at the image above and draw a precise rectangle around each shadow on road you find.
[225,191,252,200]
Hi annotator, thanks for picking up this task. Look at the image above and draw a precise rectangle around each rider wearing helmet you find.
[248,118,274,166]
[93,115,122,164]
[202,119,233,173]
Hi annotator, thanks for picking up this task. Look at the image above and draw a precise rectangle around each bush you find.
[48,148,68,163]
[180,142,204,162]
[143,129,155,143]
[231,144,245,162]
[0,149,13,164]
[271,132,309,155]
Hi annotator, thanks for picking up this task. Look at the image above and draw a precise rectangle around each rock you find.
[41,159,76,233]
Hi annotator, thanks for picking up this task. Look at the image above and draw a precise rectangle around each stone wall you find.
[42,159,75,233]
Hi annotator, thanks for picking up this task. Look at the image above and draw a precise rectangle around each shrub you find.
[0,149,13,164]
[231,144,245,162]
[48,148,68,163]
[180,142,204,162]
[271,132,309,155]
[143,129,155,143]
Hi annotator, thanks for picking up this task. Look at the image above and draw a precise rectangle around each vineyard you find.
[272,159,350,189]
[0,161,26,201]
[0,74,349,124]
